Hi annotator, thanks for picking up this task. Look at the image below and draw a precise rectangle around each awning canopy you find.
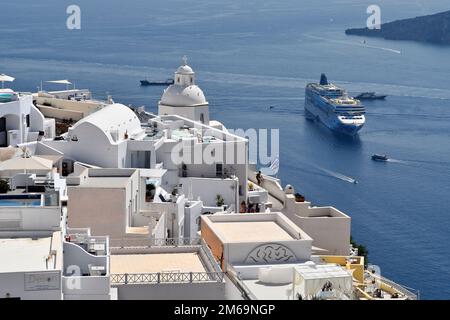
[46,80,72,85]
[293,263,353,299]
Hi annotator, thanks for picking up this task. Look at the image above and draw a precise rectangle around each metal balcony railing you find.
[109,237,201,248]
[108,238,224,285]
[110,271,224,285]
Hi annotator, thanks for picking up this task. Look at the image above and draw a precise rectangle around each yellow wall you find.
[320,255,365,283]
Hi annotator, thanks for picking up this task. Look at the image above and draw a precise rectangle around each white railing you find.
[108,238,224,285]
[199,239,223,274]
[249,170,286,205]
[374,274,419,300]
[111,271,224,285]
[66,227,90,235]
[109,237,201,248]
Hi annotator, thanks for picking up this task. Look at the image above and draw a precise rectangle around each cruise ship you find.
[305,74,365,135]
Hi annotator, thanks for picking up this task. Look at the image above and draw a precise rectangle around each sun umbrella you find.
[0,74,15,88]
[0,155,53,176]
[46,80,73,90]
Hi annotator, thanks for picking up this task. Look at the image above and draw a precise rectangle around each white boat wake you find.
[303,34,401,54]
[314,165,358,184]
[363,43,401,54]
[386,158,408,164]
[388,158,450,170]
[369,157,450,176]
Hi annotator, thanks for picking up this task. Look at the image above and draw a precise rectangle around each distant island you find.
[345,10,450,45]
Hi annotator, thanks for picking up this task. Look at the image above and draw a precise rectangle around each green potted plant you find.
[0,179,10,194]
[294,193,305,202]
[145,183,156,202]
[248,182,254,191]
[216,194,225,207]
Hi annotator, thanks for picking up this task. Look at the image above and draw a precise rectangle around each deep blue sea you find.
[1,0,450,299]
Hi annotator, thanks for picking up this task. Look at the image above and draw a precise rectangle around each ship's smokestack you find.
[320,73,329,85]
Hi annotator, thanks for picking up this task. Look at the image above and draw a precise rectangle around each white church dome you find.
[160,85,207,107]
[159,56,208,107]
[176,65,194,75]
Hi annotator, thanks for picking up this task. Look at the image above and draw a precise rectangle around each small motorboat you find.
[140,78,174,86]
[372,154,389,161]
[356,92,387,100]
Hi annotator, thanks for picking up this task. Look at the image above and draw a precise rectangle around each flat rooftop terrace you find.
[242,279,292,300]
[76,176,131,188]
[0,233,61,273]
[212,221,295,243]
[110,252,207,274]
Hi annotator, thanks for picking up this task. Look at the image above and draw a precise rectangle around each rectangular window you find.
[216,163,223,177]
[145,151,151,168]
[131,153,135,167]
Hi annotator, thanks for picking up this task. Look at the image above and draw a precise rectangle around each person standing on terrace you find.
[256,171,263,185]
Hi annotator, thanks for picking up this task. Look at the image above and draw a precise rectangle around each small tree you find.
[216,194,225,207]
[0,179,10,194]
[350,236,369,266]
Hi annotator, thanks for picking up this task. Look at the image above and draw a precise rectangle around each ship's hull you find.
[140,80,174,86]
[372,154,389,161]
[305,93,364,136]
[356,95,387,100]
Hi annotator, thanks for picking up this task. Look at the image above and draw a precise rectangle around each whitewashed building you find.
[40,105,248,212]
[0,90,55,147]
[0,169,113,300]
